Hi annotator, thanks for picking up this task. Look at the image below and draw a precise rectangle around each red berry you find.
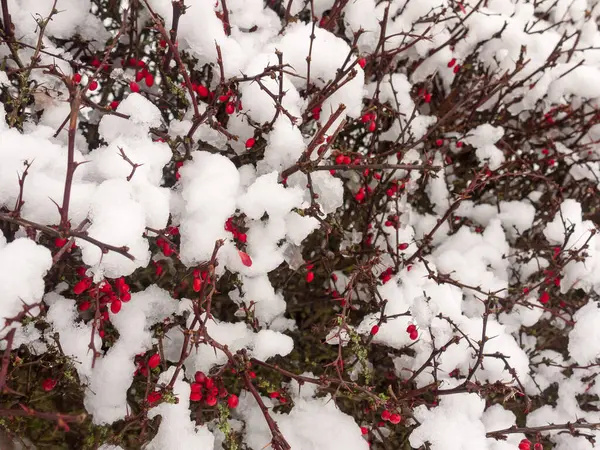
[238,233,247,243]
[91,58,101,68]
[456,141,464,148]
[148,353,161,369]
[193,277,202,292]
[539,291,550,304]
[360,427,368,435]
[147,391,162,404]
[42,378,57,392]
[409,330,418,340]
[269,391,280,399]
[116,277,129,293]
[245,137,256,149]
[306,271,315,283]
[190,391,202,402]
[135,70,145,82]
[110,298,122,314]
[447,58,456,67]
[368,120,376,132]
[55,237,68,248]
[195,371,207,384]
[519,439,531,450]
[424,92,432,103]
[435,138,443,147]
[381,410,391,420]
[190,382,202,393]
[89,80,98,91]
[72,73,82,84]
[73,278,92,295]
[311,105,322,120]
[533,444,543,450]
[370,325,379,335]
[145,72,155,87]
[79,301,91,312]
[239,250,252,267]
[358,57,366,68]
[406,324,416,333]
[227,394,239,409]
[110,100,120,110]
[205,395,217,406]
[225,102,235,114]
[398,243,409,250]
[389,413,401,424]
[159,39,167,48]
[453,64,461,74]
[130,81,140,93]
[196,84,209,97]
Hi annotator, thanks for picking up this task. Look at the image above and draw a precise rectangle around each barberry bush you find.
[1,0,600,449]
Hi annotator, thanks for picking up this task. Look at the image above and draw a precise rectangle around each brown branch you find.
[241,365,291,450]
[118,147,143,181]
[0,213,135,260]
[59,89,82,231]
[0,329,16,393]
[220,0,231,36]
[487,421,600,439]
[162,0,185,73]
[280,104,346,180]
[143,0,200,120]
[314,163,439,172]
[0,405,86,427]
[1,0,15,42]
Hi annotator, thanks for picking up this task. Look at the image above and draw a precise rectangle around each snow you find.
[84,286,177,424]
[3,0,600,448]
[231,275,287,324]
[78,179,150,278]
[410,392,489,450]
[45,292,101,381]
[568,301,600,365]
[146,367,215,450]
[251,329,294,361]
[239,387,369,450]
[0,238,51,338]
[238,172,304,220]
[178,152,240,267]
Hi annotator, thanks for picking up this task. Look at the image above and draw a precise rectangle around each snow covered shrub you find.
[3,0,600,449]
